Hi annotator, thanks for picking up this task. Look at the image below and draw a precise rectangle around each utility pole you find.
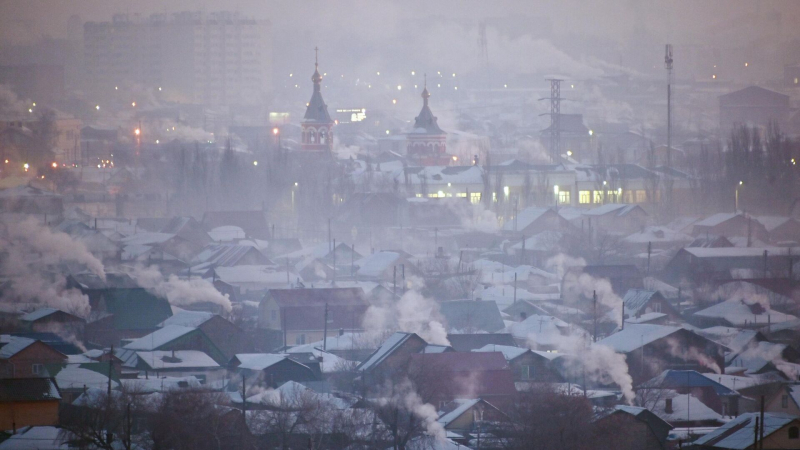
[540,79,563,162]
[593,290,597,342]
[647,241,652,276]
[323,303,329,351]
[665,44,674,218]
[401,264,406,295]
[763,250,768,278]
[513,272,517,305]
[393,266,397,299]
[759,396,765,449]
[332,239,336,283]
[753,417,759,449]
[328,218,332,251]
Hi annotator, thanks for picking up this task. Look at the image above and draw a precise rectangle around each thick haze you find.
[4,0,800,80]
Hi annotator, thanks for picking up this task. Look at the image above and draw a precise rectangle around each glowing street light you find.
[376,71,380,75]
[272,127,280,135]
[567,150,573,156]
[411,71,415,75]
[253,161,258,166]
[51,162,58,168]
[603,180,607,186]
[131,102,136,107]
[392,99,397,104]
[23,163,29,171]
[158,87,162,91]
[95,105,100,110]
[589,129,594,136]
[134,128,141,136]
[397,85,402,90]
[452,155,458,162]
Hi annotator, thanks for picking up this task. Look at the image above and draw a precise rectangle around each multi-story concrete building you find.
[84,11,271,106]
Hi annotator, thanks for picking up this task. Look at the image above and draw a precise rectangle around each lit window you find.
[795,78,799,85]
[456,193,467,198]
[558,190,570,205]
[579,191,591,204]
[470,193,481,204]
[593,190,604,204]
[635,190,648,203]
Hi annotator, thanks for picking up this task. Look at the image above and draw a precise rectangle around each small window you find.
[32,364,43,375]
[579,191,591,204]
[783,395,789,408]
[789,426,799,439]
[653,302,662,313]
[558,190,570,205]
[295,334,306,345]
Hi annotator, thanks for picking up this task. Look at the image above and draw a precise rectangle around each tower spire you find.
[421,73,430,106]
[311,46,322,91]
[315,46,318,67]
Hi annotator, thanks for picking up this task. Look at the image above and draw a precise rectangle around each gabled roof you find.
[232,353,290,371]
[158,311,214,328]
[595,324,683,353]
[303,64,332,123]
[502,207,556,231]
[357,332,420,372]
[692,412,798,449]
[445,333,516,352]
[20,307,61,322]
[640,370,738,397]
[584,203,645,217]
[472,344,528,361]
[622,289,662,317]
[694,212,743,228]
[0,336,37,359]
[123,325,196,351]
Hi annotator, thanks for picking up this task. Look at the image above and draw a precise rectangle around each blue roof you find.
[641,370,738,396]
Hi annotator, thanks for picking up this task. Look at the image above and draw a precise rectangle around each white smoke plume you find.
[363,278,449,345]
[562,272,624,326]
[444,198,500,233]
[0,218,103,318]
[130,265,232,313]
[663,337,722,374]
[553,334,635,404]
[546,253,586,280]
[7,217,105,279]
[377,378,445,441]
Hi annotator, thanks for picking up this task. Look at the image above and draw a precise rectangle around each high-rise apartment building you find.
[84,12,271,106]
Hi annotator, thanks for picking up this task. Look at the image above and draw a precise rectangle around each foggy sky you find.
[4,0,800,77]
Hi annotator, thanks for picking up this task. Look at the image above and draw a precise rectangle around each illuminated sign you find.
[269,112,290,124]
[335,108,366,123]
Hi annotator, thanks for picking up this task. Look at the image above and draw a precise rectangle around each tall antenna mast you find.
[539,79,563,162]
[665,44,674,217]
[478,21,489,65]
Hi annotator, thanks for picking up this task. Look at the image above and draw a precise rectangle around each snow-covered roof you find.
[0,426,69,449]
[208,225,246,241]
[509,314,581,347]
[694,213,741,228]
[354,252,400,278]
[158,310,214,328]
[54,365,119,391]
[472,344,528,361]
[583,203,643,217]
[358,332,415,372]
[509,230,563,252]
[693,298,796,326]
[136,350,220,370]
[437,398,481,427]
[284,346,353,373]
[0,336,37,359]
[654,391,724,423]
[596,324,682,353]
[681,247,788,258]
[692,412,799,449]
[214,265,295,285]
[233,353,289,371]
[124,325,196,351]
[622,226,693,244]
[625,312,667,324]
[19,307,61,322]
[502,207,554,231]
[121,376,202,393]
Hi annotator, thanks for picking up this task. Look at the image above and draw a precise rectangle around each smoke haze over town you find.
[0,1,800,449]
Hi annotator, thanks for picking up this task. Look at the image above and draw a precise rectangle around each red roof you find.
[408,352,516,397]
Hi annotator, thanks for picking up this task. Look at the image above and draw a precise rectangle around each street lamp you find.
[735,181,743,212]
